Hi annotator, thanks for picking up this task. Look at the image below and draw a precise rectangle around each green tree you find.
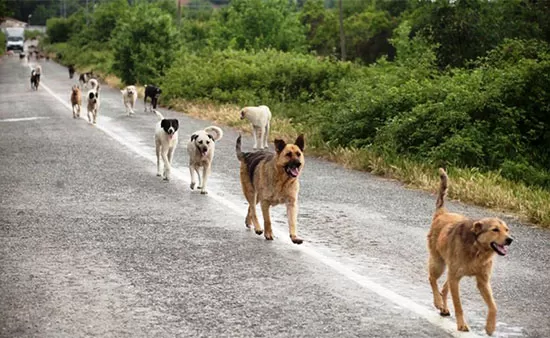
[223,0,307,52]
[111,4,179,85]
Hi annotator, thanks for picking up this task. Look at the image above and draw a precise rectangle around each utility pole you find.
[177,0,182,28]
[338,0,346,61]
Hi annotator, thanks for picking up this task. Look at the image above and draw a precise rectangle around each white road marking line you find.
[37,75,482,338]
[0,117,50,122]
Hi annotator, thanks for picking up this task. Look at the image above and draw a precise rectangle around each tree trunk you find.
[338,0,346,61]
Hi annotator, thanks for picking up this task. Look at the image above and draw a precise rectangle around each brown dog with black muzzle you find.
[428,168,513,336]
[235,134,305,244]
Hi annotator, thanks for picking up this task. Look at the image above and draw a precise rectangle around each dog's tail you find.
[154,110,164,120]
[435,167,448,211]
[204,126,223,141]
[236,134,245,161]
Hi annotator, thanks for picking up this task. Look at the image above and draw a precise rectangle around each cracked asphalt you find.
[1,55,549,338]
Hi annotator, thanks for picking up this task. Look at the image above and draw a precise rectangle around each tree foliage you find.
[111,3,179,85]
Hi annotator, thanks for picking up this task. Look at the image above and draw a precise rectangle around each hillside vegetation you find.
[42,0,550,227]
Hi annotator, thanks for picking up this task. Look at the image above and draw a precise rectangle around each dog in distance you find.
[70,85,82,119]
[121,85,138,116]
[144,85,162,113]
[240,105,272,149]
[30,65,41,91]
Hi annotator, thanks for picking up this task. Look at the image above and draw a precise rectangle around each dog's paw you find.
[457,323,470,332]
[439,309,450,317]
[264,233,274,240]
[200,190,208,195]
[290,235,303,245]
[190,182,195,190]
[156,173,162,177]
[255,229,263,235]
[485,326,495,336]
[163,177,170,182]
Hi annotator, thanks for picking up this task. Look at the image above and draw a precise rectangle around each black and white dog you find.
[154,110,179,181]
[87,89,100,125]
[79,71,94,89]
[68,64,75,79]
[30,65,41,91]
[144,84,162,112]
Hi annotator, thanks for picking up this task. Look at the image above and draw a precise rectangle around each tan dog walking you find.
[235,134,305,244]
[427,168,513,335]
[70,85,81,118]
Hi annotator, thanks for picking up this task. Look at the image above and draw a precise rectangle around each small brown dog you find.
[70,85,81,119]
[235,134,305,244]
[428,168,513,335]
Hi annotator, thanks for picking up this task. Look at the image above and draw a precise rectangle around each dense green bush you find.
[161,48,353,105]
[0,31,5,56]
[111,4,179,85]
[46,17,73,43]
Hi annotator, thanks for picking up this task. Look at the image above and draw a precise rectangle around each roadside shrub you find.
[46,17,73,43]
[161,48,353,106]
[111,4,179,85]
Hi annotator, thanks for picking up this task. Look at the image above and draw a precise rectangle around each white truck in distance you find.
[5,27,25,52]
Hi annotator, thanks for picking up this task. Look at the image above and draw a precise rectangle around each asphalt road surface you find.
[1,56,549,338]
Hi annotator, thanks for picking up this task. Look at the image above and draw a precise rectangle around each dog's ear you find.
[294,134,305,151]
[207,134,215,141]
[471,221,484,235]
[191,134,198,141]
[172,120,179,130]
[274,139,286,153]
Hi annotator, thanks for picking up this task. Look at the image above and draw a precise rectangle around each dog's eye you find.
[295,152,301,157]
[206,141,210,144]
[285,152,292,157]
[492,228,500,232]
[199,140,203,144]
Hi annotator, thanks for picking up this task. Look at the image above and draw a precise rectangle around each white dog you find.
[154,110,179,181]
[88,78,100,91]
[186,126,223,194]
[86,89,100,124]
[240,105,272,149]
[121,85,137,116]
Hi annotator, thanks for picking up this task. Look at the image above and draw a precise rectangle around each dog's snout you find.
[505,237,513,245]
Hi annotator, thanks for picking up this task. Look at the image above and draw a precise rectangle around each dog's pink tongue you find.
[290,167,300,177]
[498,244,508,255]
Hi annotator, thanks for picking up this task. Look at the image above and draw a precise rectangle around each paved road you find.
[0,56,549,338]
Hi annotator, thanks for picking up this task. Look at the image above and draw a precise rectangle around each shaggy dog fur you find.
[235,134,305,244]
[427,168,513,335]
[70,85,82,119]
[240,105,272,149]
[186,126,224,194]
[86,89,100,125]
[154,110,179,181]
[121,85,138,116]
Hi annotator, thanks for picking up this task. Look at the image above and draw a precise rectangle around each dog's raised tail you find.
[153,110,164,120]
[204,126,223,141]
[236,134,245,161]
[436,167,448,210]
